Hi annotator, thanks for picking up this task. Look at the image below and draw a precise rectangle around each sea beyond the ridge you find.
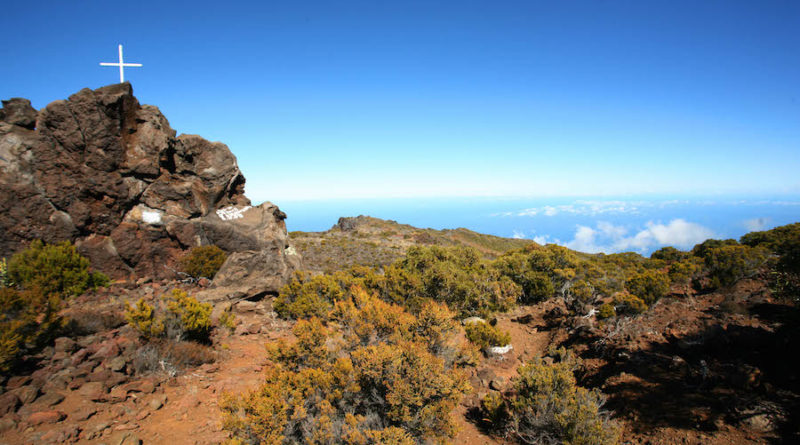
[276,195,800,255]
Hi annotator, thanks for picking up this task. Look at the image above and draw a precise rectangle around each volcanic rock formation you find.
[0,83,299,298]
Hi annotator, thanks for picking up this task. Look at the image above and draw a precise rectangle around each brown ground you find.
[2,278,797,444]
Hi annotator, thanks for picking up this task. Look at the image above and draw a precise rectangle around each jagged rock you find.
[0,83,299,291]
[0,98,37,129]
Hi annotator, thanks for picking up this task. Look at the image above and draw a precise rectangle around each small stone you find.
[489,377,506,391]
[108,356,127,372]
[79,381,108,401]
[0,392,21,415]
[35,391,65,407]
[71,404,98,421]
[6,375,32,389]
[13,385,40,404]
[0,417,17,432]
[112,431,142,445]
[108,385,129,403]
[27,410,66,425]
[149,394,167,411]
[54,337,77,354]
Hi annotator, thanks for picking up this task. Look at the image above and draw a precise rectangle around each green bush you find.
[613,292,647,315]
[702,244,767,289]
[1,287,62,374]
[465,320,511,349]
[0,258,10,288]
[221,288,471,444]
[125,289,213,342]
[481,353,619,445]
[274,271,345,319]
[166,289,213,342]
[125,298,165,339]
[597,303,616,319]
[625,270,670,305]
[8,240,105,297]
[650,246,686,262]
[668,259,700,285]
[179,245,227,279]
[741,223,800,301]
[393,246,519,317]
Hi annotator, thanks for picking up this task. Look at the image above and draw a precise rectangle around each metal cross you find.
[100,45,142,83]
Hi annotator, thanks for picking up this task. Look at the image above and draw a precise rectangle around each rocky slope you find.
[291,215,533,273]
[0,84,299,298]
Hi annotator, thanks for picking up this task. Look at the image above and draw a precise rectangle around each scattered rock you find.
[78,381,108,401]
[27,410,66,425]
[6,375,32,389]
[489,377,506,391]
[148,394,167,411]
[71,404,98,421]
[54,337,77,354]
[111,431,142,445]
[35,391,65,407]
[13,385,40,404]
[0,416,16,432]
[0,392,21,415]
[108,356,128,372]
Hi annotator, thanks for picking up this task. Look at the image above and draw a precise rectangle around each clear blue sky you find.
[2,1,798,202]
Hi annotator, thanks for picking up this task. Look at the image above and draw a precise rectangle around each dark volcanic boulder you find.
[0,83,300,293]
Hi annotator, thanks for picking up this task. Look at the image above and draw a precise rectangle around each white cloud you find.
[511,230,526,239]
[743,217,770,232]
[511,200,652,218]
[559,219,715,254]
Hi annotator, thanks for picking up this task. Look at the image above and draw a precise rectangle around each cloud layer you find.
[533,219,715,254]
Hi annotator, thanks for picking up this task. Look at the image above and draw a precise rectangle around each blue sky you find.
[2,1,799,202]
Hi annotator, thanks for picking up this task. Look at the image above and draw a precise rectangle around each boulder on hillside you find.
[0,83,300,296]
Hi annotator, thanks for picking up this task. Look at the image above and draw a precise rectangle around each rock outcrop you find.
[0,83,299,297]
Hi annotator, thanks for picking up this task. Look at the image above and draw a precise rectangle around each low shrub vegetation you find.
[465,320,512,350]
[481,349,619,445]
[180,245,227,279]
[612,292,648,315]
[8,240,108,297]
[125,289,213,343]
[221,287,472,444]
[1,287,62,374]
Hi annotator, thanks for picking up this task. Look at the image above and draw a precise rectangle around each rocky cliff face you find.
[0,83,299,298]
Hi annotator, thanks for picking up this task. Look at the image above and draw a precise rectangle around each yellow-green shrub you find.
[625,270,670,305]
[8,240,107,297]
[597,303,616,319]
[126,289,212,342]
[702,244,767,289]
[465,321,511,349]
[1,287,62,374]
[221,288,471,444]
[124,298,164,339]
[179,245,227,279]
[166,289,213,341]
[274,271,345,319]
[482,353,619,445]
[0,258,10,288]
[612,292,647,315]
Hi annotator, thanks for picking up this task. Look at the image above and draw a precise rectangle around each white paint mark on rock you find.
[216,206,252,221]
[488,344,513,355]
[142,210,163,225]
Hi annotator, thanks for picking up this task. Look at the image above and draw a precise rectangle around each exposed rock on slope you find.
[0,83,299,296]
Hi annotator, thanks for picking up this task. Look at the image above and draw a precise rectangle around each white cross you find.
[99,44,142,83]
